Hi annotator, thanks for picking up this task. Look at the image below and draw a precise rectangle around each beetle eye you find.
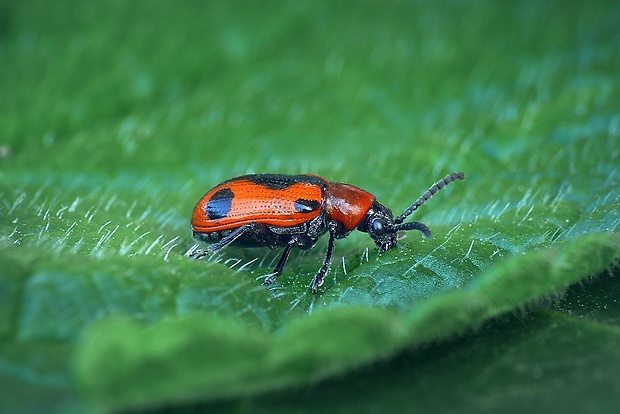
[372,219,386,235]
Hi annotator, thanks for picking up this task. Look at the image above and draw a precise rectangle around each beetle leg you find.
[186,244,210,260]
[263,239,295,286]
[312,221,337,293]
[209,223,254,252]
[189,224,254,261]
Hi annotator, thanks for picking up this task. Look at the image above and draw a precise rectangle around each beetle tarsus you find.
[311,270,327,294]
[263,272,279,286]
[186,246,210,260]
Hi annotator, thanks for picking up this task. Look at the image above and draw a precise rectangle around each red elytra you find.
[189,172,464,293]
[191,176,325,232]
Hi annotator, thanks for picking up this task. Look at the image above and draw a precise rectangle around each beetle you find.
[188,172,464,293]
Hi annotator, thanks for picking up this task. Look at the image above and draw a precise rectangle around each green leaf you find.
[178,270,620,414]
[73,232,620,412]
[1,0,619,413]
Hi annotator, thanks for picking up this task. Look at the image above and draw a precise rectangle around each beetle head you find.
[357,201,431,253]
[357,172,465,253]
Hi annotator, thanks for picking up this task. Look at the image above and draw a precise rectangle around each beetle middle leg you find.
[311,221,338,294]
[263,238,297,286]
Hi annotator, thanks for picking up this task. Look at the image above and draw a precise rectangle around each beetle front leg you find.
[312,221,337,294]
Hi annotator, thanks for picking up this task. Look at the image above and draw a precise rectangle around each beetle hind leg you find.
[188,224,254,260]
[186,245,210,260]
[208,224,254,252]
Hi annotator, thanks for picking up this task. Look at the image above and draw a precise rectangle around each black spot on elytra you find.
[246,174,325,190]
[206,188,234,220]
[294,198,321,213]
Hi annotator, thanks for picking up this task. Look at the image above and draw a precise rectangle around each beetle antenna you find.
[393,172,465,224]
[389,221,432,238]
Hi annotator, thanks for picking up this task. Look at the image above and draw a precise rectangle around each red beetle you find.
[189,172,464,293]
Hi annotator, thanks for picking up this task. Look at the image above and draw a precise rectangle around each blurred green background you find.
[1,0,619,413]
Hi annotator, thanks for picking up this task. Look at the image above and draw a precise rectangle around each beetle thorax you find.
[323,182,376,232]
